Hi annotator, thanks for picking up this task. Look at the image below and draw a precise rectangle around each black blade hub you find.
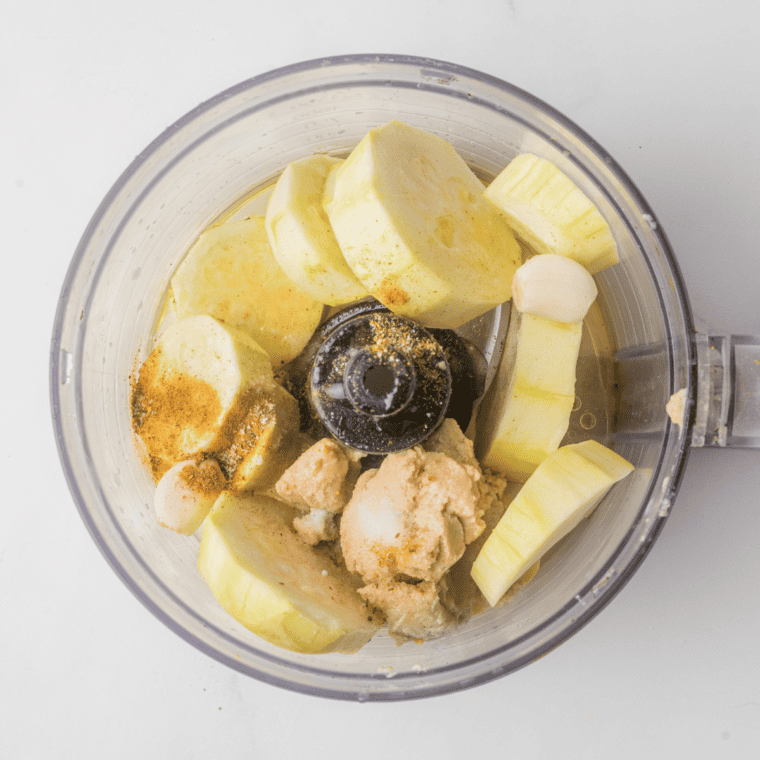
[287,299,486,456]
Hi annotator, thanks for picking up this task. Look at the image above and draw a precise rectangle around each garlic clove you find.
[154,458,225,536]
[512,253,597,323]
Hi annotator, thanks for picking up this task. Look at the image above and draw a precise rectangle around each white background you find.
[3,1,759,757]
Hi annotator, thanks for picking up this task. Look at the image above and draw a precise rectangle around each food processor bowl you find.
[50,54,760,701]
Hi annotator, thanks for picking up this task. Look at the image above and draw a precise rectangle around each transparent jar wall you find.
[54,58,692,699]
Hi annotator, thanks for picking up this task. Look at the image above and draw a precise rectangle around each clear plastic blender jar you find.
[50,55,760,700]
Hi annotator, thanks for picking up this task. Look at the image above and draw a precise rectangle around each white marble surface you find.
[4,1,759,757]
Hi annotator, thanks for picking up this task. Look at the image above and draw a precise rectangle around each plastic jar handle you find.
[692,330,760,448]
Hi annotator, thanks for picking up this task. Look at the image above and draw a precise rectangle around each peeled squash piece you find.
[265,155,367,306]
[324,120,521,329]
[171,216,323,367]
[475,306,582,481]
[131,315,275,465]
[218,383,301,492]
[484,153,618,274]
[198,492,379,654]
[471,440,634,607]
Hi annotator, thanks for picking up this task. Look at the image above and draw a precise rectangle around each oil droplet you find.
[573,396,582,411]
[580,412,596,430]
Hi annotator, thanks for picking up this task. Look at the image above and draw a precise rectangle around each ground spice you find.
[366,313,448,401]
[149,456,170,482]
[376,279,410,308]
[370,537,421,580]
[217,390,277,478]
[216,384,301,491]
[178,459,226,496]
[130,346,223,467]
